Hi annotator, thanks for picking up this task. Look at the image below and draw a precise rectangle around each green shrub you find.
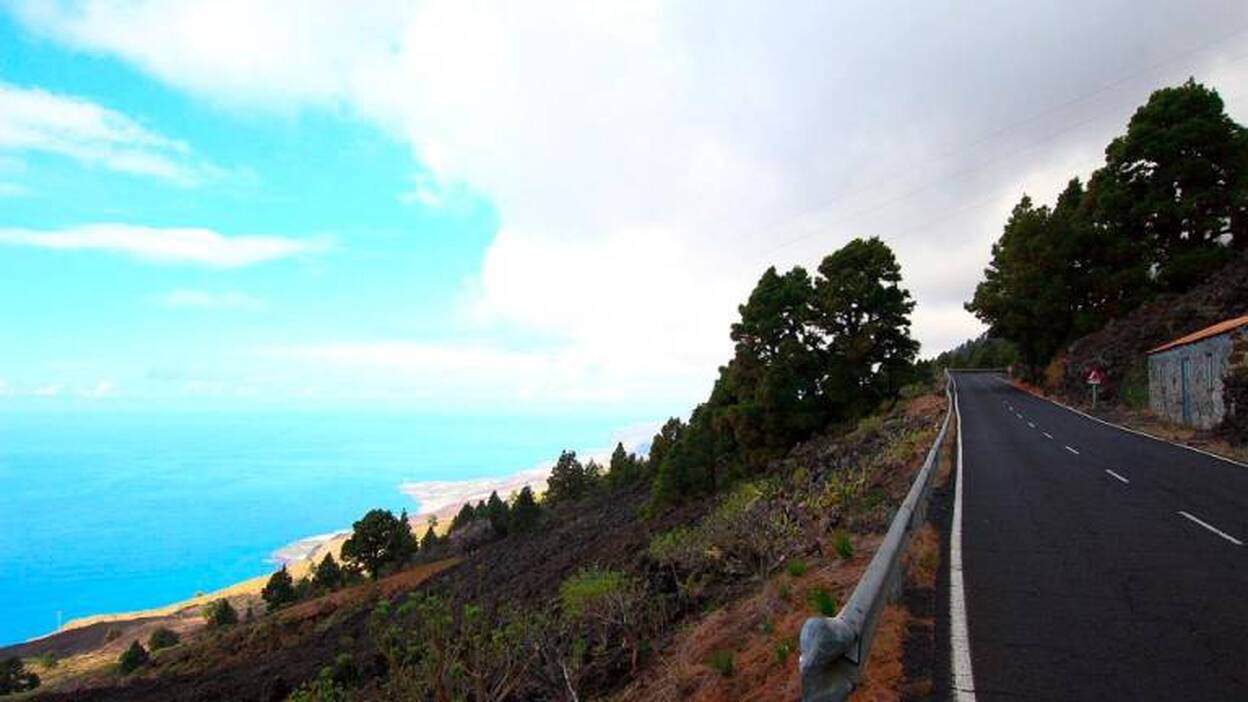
[117,640,149,675]
[0,657,40,694]
[559,566,633,619]
[35,652,57,669]
[202,599,238,629]
[647,526,705,571]
[147,627,180,651]
[707,650,734,677]
[785,559,808,577]
[834,531,854,559]
[1120,362,1150,410]
[808,588,839,617]
[774,640,794,662]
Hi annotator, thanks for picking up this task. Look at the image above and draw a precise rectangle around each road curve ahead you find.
[950,371,1248,701]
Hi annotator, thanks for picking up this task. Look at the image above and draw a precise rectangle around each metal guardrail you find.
[798,375,955,702]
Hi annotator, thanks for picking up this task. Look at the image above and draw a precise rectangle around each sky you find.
[0,1,1246,415]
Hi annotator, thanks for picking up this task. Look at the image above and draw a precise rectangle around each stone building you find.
[1147,315,1248,429]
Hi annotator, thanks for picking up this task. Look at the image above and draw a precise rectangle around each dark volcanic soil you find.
[33,482,711,702]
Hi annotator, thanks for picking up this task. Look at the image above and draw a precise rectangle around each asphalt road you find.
[950,371,1248,701]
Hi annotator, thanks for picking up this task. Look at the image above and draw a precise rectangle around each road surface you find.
[950,371,1248,701]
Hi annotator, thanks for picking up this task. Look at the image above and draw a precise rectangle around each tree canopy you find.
[652,236,919,503]
[261,565,296,610]
[968,80,1248,374]
[341,509,416,579]
[545,450,598,504]
[510,485,541,532]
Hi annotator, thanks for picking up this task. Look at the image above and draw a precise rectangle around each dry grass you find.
[613,536,882,702]
[849,397,956,702]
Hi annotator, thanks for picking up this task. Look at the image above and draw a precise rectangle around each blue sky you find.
[0,11,510,409]
[1,1,1245,413]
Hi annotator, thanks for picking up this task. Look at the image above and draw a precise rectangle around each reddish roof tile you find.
[1148,314,1248,354]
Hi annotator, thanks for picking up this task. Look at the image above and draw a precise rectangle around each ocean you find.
[0,409,650,645]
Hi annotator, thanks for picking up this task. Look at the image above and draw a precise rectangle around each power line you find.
[724,27,1248,266]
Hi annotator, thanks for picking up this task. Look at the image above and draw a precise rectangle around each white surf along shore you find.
[271,424,656,565]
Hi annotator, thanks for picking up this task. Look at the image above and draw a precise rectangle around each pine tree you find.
[546,450,591,504]
[313,553,343,590]
[261,565,296,609]
[607,442,639,485]
[510,485,541,532]
[341,508,415,579]
[450,502,477,532]
[485,491,510,535]
[420,516,440,552]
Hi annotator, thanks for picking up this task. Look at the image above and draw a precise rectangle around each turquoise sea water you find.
[0,410,647,645]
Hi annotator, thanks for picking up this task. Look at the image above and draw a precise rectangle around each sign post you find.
[1086,368,1104,408]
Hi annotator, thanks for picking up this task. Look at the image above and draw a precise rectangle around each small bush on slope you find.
[147,627,180,651]
[117,641,149,675]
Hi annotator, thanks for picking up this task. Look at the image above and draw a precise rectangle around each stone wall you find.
[1149,328,1248,429]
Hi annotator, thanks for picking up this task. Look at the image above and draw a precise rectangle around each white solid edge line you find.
[1105,469,1130,484]
[1042,432,1054,440]
[1065,445,1080,455]
[950,375,978,700]
[994,376,1248,470]
[1178,510,1244,546]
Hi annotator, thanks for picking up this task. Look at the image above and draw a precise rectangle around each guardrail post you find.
[799,617,858,702]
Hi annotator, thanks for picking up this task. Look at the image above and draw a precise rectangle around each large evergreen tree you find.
[652,236,919,504]
[341,509,416,579]
[485,491,510,535]
[261,565,296,610]
[313,553,344,590]
[510,485,541,532]
[545,450,594,504]
[814,237,920,414]
[1095,79,1248,290]
[968,79,1248,373]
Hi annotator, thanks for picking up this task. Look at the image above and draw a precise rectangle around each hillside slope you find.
[1055,252,1248,406]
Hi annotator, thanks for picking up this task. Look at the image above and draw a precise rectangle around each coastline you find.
[17,432,650,651]
[44,460,568,640]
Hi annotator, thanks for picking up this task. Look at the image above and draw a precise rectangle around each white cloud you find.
[12,1,1248,408]
[82,380,118,398]
[0,81,216,184]
[0,223,327,267]
[266,338,707,408]
[0,182,29,197]
[154,289,264,310]
[33,383,64,397]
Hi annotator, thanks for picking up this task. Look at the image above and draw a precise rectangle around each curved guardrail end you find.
[799,616,857,702]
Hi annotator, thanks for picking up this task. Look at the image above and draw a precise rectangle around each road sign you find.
[1086,368,1104,386]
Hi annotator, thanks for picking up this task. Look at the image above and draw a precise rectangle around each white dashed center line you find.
[1178,511,1243,546]
[1015,413,1023,420]
[1027,422,1036,429]
[1105,469,1129,484]
[1042,432,1054,440]
[1065,445,1079,455]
